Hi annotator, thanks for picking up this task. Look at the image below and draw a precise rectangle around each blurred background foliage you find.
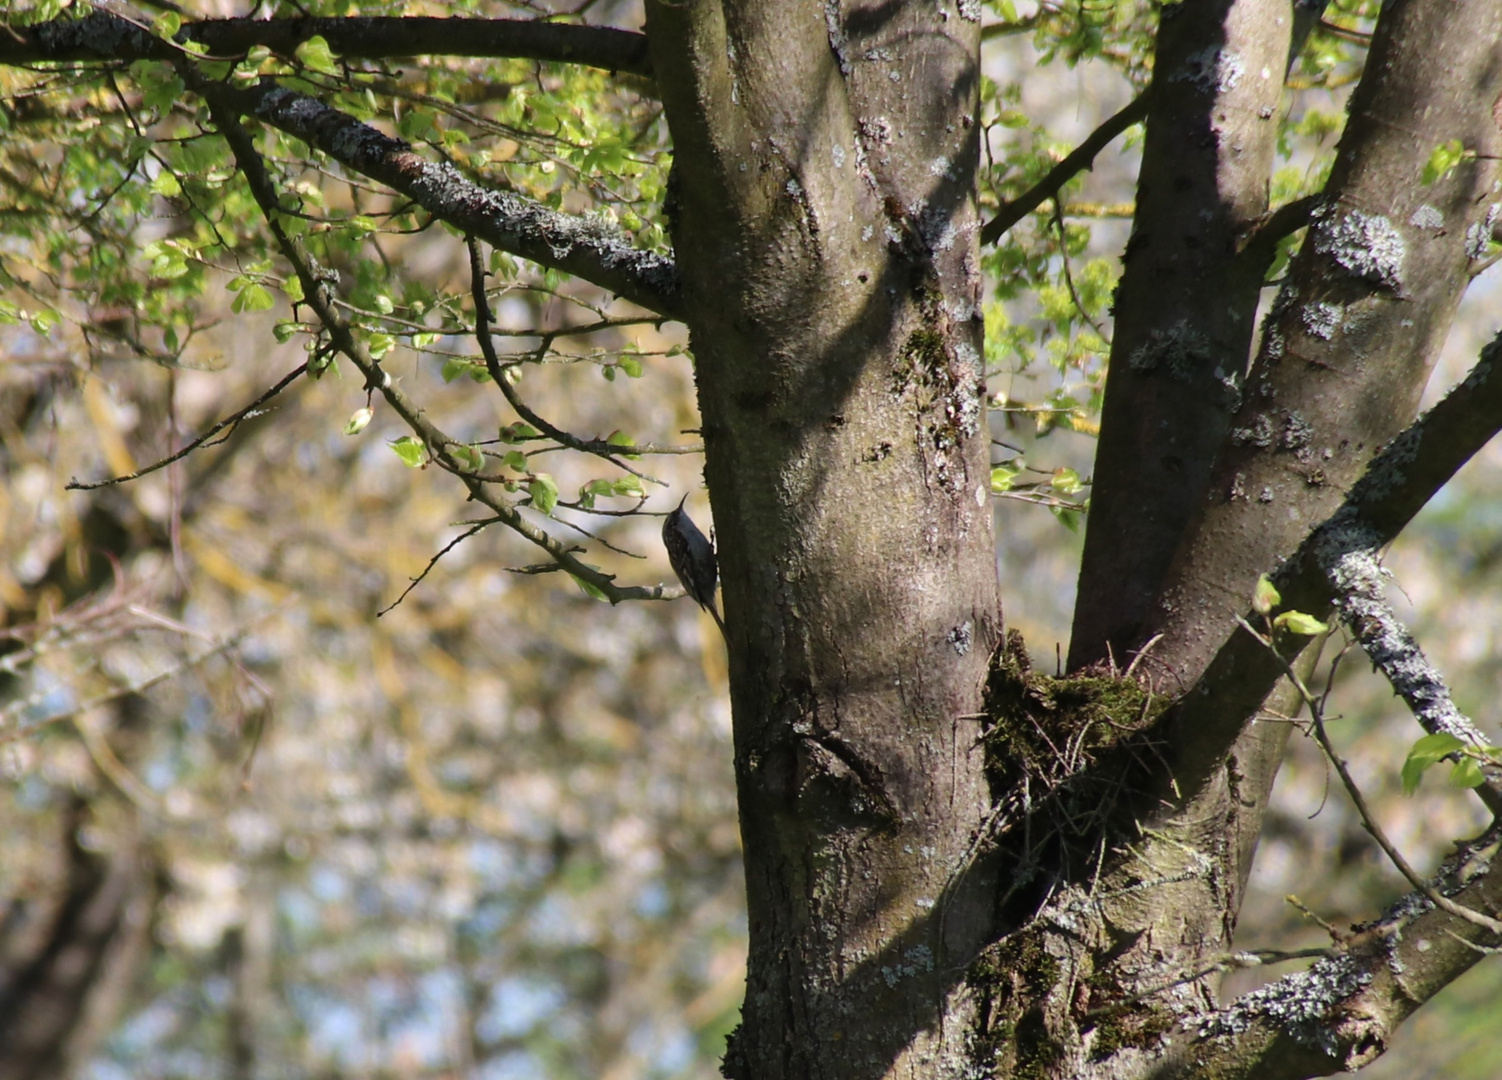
[0,0,1498,1078]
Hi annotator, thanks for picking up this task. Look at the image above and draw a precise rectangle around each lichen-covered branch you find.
[0,11,652,77]
[207,100,668,606]
[1069,0,1292,670]
[1161,825,1502,1080]
[1137,0,1502,690]
[196,77,681,318]
[1317,531,1502,814]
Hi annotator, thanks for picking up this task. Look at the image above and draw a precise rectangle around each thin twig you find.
[1050,195,1110,346]
[377,518,499,617]
[1,627,253,744]
[466,235,664,483]
[67,362,308,490]
[1237,614,1502,936]
[202,89,670,605]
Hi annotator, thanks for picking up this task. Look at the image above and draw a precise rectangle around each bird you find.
[662,495,726,634]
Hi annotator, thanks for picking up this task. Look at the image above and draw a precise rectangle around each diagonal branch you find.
[1320,544,1502,814]
[1173,824,1502,1080]
[64,362,309,492]
[463,235,663,484]
[0,12,652,77]
[192,75,681,318]
[979,90,1149,247]
[1242,623,1502,932]
[206,99,668,606]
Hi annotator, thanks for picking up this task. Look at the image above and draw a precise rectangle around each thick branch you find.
[1068,0,1291,670]
[0,12,652,77]
[1165,827,1502,1080]
[196,76,681,318]
[1140,0,1502,689]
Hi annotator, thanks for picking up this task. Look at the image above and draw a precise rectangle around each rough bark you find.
[1147,0,1502,691]
[646,2,1001,1076]
[1069,0,1291,671]
[0,12,653,77]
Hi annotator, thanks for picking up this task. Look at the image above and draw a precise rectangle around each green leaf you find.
[1272,610,1328,636]
[571,573,609,602]
[990,463,1019,493]
[441,357,486,384]
[1402,732,1466,794]
[343,407,373,435]
[500,422,541,443]
[135,64,186,113]
[618,355,644,378]
[1421,139,1466,185]
[152,12,182,39]
[1450,756,1486,789]
[231,284,275,314]
[450,443,484,472]
[606,429,640,459]
[580,478,615,500]
[28,309,60,334]
[1050,466,1082,496]
[1252,574,1281,616]
[273,321,301,344]
[389,436,425,468]
[528,473,559,514]
[146,242,189,279]
[503,450,527,472]
[294,36,340,76]
[151,171,182,198]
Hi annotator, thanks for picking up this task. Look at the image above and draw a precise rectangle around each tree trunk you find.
[648,2,1001,1075]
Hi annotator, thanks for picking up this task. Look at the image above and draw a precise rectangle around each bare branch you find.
[1238,621,1502,934]
[0,12,652,77]
[66,362,309,491]
[465,235,664,483]
[1235,193,1322,273]
[377,518,500,617]
[1176,825,1502,1080]
[979,91,1149,247]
